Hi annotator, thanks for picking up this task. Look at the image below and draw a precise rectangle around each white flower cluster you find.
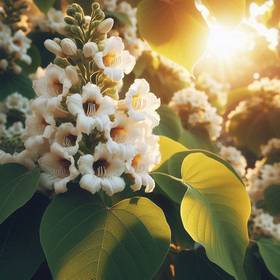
[28,7,66,35]
[0,22,31,73]
[253,208,280,241]
[226,77,280,141]
[196,72,229,109]
[0,92,33,167]
[247,161,280,202]
[169,87,223,140]
[248,77,280,94]
[218,144,247,177]
[24,4,161,196]
[101,0,147,58]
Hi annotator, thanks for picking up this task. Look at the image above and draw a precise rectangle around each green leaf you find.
[201,0,246,26]
[258,238,280,279]
[174,248,234,280]
[243,244,262,280]
[152,136,188,204]
[0,73,35,100]
[154,136,188,170]
[263,185,280,215]
[29,32,59,67]
[0,164,40,224]
[180,152,251,279]
[178,129,218,152]
[34,0,56,13]
[137,0,208,70]
[154,105,182,141]
[0,194,49,280]
[40,189,171,280]
[152,171,186,204]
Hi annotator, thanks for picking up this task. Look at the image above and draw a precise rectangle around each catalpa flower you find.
[24,3,160,196]
[33,64,72,99]
[67,83,116,134]
[95,36,135,81]
[51,123,82,156]
[38,149,79,193]
[123,79,160,127]
[78,144,126,196]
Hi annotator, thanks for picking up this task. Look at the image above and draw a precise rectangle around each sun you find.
[206,24,250,59]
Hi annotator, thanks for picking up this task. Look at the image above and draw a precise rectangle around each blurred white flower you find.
[219,145,247,177]
[169,88,223,140]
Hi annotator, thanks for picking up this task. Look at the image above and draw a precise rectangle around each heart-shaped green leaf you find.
[257,238,280,279]
[0,164,40,224]
[137,0,208,70]
[0,73,35,101]
[180,152,251,279]
[174,249,234,280]
[0,194,49,280]
[154,105,182,141]
[40,189,171,280]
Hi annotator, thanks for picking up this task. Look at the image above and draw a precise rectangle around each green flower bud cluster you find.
[43,2,123,101]
[64,2,105,44]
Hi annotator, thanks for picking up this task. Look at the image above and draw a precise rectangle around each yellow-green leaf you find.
[180,152,251,279]
[137,0,208,70]
[154,136,187,170]
[201,0,246,26]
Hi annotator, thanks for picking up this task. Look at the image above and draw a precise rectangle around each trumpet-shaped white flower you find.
[78,144,126,195]
[67,83,116,134]
[33,64,72,98]
[106,111,145,158]
[24,97,55,157]
[38,149,79,193]
[95,36,135,81]
[51,123,81,156]
[123,79,160,127]
[126,136,160,193]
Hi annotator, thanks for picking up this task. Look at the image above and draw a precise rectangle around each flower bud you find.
[66,7,76,17]
[66,65,80,85]
[54,57,69,68]
[64,16,76,25]
[83,42,98,58]
[44,39,63,56]
[84,16,91,26]
[0,59,8,70]
[97,18,114,34]
[13,64,22,74]
[61,38,77,56]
